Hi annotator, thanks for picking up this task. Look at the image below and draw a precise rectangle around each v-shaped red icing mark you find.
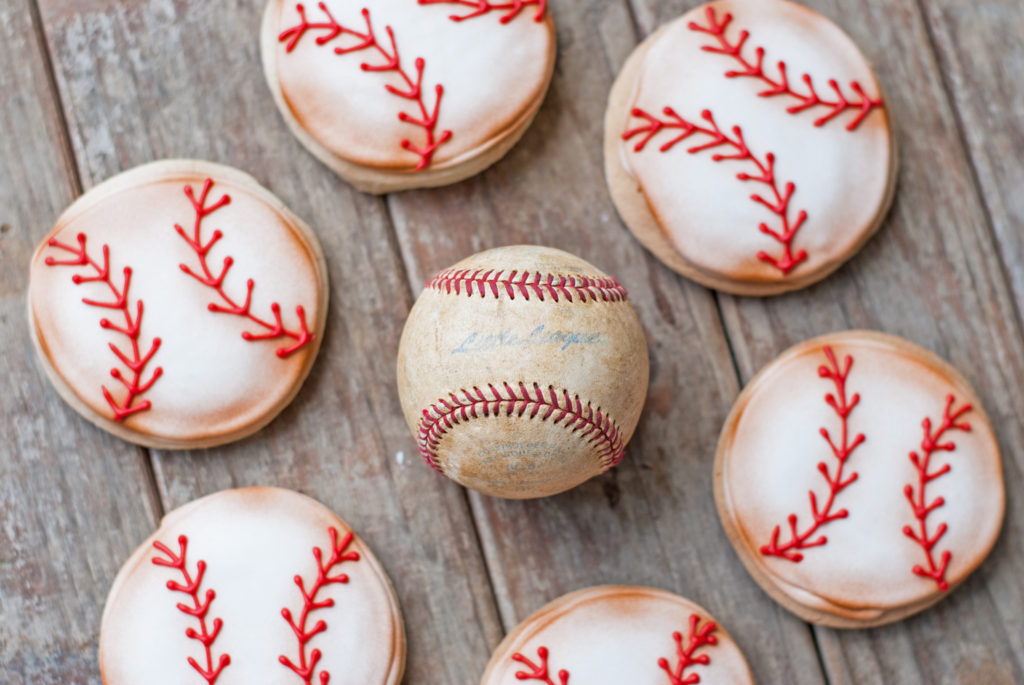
[417,0,546,23]
[902,395,972,591]
[174,179,314,358]
[510,615,719,685]
[43,233,163,422]
[760,346,865,561]
[279,3,453,170]
[623,107,808,275]
[688,5,883,131]
[279,527,361,685]
[152,536,231,684]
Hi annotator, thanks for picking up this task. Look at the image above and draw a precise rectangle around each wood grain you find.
[0,2,162,682]
[388,1,825,681]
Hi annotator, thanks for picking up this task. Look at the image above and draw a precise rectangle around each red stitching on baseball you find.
[760,346,865,561]
[658,614,718,685]
[43,233,163,422]
[279,3,453,170]
[689,6,884,131]
[426,268,628,303]
[417,382,625,472]
[152,535,231,684]
[623,107,808,275]
[511,646,569,685]
[417,0,546,23]
[279,527,361,685]
[174,179,314,359]
[902,395,972,591]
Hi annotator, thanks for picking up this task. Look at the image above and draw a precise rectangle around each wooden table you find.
[2,0,1022,682]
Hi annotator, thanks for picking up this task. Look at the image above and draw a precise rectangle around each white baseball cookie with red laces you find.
[100,487,405,685]
[28,160,327,449]
[605,0,896,295]
[715,331,1005,627]
[396,245,649,499]
[261,0,556,193]
[480,586,754,685]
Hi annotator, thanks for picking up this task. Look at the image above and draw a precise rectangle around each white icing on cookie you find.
[621,0,891,284]
[100,488,404,685]
[481,586,753,685]
[720,332,1003,618]
[268,0,554,170]
[29,162,324,445]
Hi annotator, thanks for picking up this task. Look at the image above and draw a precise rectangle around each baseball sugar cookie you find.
[261,0,556,193]
[100,487,405,685]
[396,246,649,499]
[605,0,896,295]
[715,331,1004,627]
[28,160,327,449]
[481,586,754,685]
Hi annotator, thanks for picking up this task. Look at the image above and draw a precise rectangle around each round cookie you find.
[100,487,405,685]
[714,331,1004,627]
[28,160,327,449]
[396,245,649,499]
[261,0,556,193]
[481,586,754,685]
[605,0,896,295]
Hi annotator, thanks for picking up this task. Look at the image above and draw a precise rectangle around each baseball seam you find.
[427,268,628,303]
[417,381,625,473]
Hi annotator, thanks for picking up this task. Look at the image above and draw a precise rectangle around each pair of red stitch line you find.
[152,536,231,684]
[512,615,717,684]
[689,6,884,132]
[903,395,972,591]
[279,3,453,170]
[623,107,808,275]
[174,178,313,358]
[760,346,864,560]
[150,527,360,685]
[427,268,629,302]
[279,527,361,685]
[759,347,973,591]
[417,0,546,24]
[43,234,163,422]
[417,383,625,473]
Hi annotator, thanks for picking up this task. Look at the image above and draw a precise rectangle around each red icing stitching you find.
[509,617,718,685]
[902,395,972,591]
[760,347,865,561]
[623,107,808,275]
[279,3,453,170]
[511,646,569,685]
[43,234,163,422]
[658,614,718,685]
[279,527,361,685]
[152,536,231,684]
[417,383,624,472]
[174,179,313,358]
[688,6,883,132]
[427,268,628,302]
[417,0,546,23]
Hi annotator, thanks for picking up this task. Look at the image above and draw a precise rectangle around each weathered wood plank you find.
[388,0,826,681]
[0,2,163,682]
[921,0,1024,331]
[34,1,504,682]
[619,0,1024,681]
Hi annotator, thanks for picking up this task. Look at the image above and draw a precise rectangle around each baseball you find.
[397,245,649,499]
